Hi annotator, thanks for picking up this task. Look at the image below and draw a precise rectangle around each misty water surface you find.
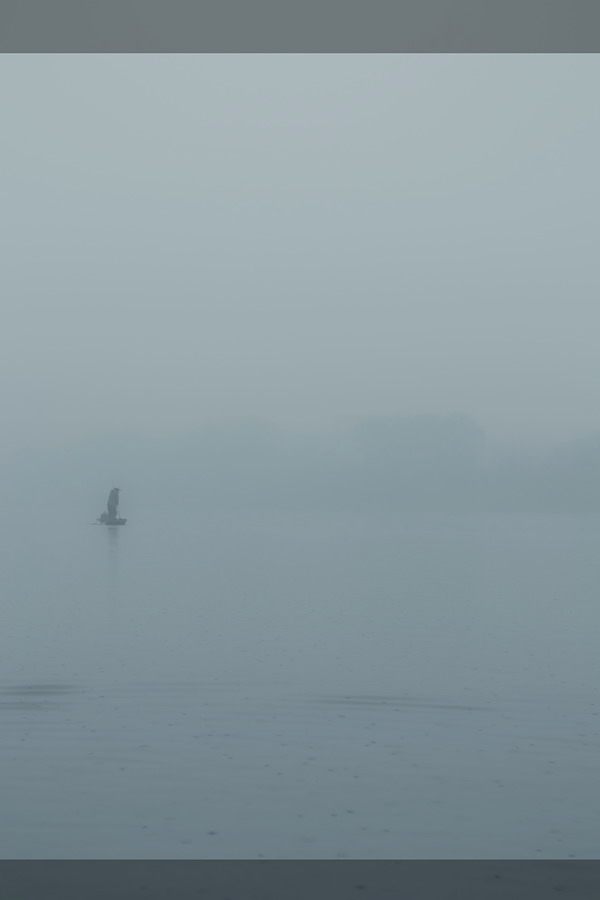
[1,511,599,858]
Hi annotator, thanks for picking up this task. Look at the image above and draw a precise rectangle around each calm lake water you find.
[1,511,599,858]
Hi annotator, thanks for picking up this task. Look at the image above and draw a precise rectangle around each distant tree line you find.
[5,414,600,513]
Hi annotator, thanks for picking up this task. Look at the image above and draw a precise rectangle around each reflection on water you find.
[100,522,124,627]
[104,523,120,595]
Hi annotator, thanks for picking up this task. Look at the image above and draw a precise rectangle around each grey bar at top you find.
[1,0,600,53]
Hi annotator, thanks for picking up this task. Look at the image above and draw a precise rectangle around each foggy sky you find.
[2,54,600,457]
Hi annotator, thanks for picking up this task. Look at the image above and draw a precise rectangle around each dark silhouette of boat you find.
[98,487,127,525]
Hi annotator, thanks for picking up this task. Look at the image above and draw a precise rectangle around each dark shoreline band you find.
[1,860,599,900]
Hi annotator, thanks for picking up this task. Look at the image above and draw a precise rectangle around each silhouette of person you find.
[107,487,120,523]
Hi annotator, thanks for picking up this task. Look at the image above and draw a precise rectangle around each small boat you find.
[97,512,127,526]
[97,487,127,525]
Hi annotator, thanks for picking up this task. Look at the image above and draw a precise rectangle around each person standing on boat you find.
[107,487,120,523]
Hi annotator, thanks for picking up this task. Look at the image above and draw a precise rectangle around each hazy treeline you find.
[4,414,600,514]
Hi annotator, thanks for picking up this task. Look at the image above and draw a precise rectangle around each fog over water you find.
[2,55,600,862]
[2,54,600,456]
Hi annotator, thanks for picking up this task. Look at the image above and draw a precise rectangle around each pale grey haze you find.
[2,54,600,463]
[3,57,600,864]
